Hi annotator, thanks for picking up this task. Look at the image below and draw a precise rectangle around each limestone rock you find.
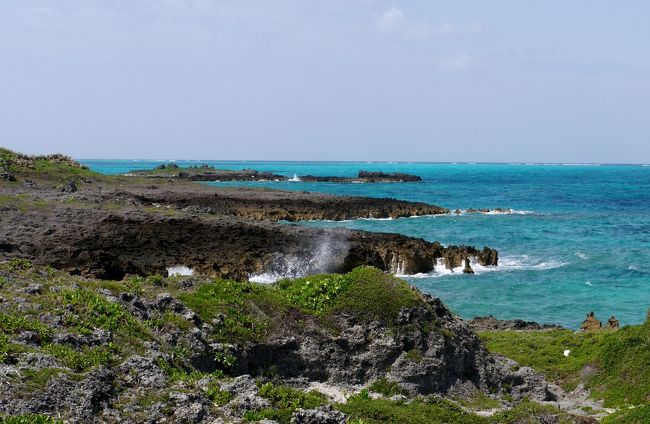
[291,405,347,424]
[581,312,601,332]
[463,258,475,274]
[607,316,620,329]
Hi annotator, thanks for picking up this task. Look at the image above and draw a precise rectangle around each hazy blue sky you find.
[1,1,649,162]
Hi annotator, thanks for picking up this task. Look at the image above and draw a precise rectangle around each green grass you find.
[19,368,73,394]
[61,289,129,333]
[42,343,115,371]
[0,334,11,362]
[338,397,577,424]
[489,400,577,423]
[0,415,63,424]
[178,279,275,342]
[275,274,348,315]
[338,396,487,424]
[0,312,52,342]
[243,382,328,423]
[367,378,408,397]
[404,348,424,363]
[480,320,650,407]
[453,391,502,410]
[326,267,421,323]
[275,267,422,323]
[479,329,600,391]
[1,259,33,271]
[602,405,650,424]
[206,382,233,405]
[178,267,426,344]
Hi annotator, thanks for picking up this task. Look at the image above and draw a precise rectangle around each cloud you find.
[402,21,488,40]
[375,7,405,32]
[401,22,434,40]
[437,52,474,71]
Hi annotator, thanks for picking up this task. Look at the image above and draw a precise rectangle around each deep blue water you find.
[81,159,650,328]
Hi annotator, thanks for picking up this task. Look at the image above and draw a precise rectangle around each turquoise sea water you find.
[81,159,650,328]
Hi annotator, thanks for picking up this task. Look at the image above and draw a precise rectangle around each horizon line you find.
[77,159,650,166]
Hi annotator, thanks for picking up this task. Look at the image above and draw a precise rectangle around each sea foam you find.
[167,265,194,277]
[398,255,567,279]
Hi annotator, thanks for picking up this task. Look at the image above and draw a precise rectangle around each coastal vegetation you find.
[1,261,648,422]
[1,151,648,423]
[480,322,650,408]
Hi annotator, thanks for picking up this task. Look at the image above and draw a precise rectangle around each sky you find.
[1,1,649,163]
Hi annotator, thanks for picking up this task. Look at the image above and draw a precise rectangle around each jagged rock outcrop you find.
[467,316,564,332]
[129,166,423,184]
[0,265,556,422]
[291,405,347,424]
[127,164,287,182]
[1,201,489,280]
[581,312,602,332]
[300,171,422,183]
[231,294,553,401]
[607,316,620,329]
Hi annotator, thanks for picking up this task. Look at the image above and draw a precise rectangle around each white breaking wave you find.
[249,234,347,284]
[288,174,301,182]
[575,251,588,260]
[585,281,593,286]
[451,209,547,216]
[483,209,539,215]
[167,265,194,277]
[398,255,567,279]
[562,163,600,166]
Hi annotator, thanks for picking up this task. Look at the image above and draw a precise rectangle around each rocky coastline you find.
[126,164,423,184]
[0,263,566,423]
[1,149,644,424]
[0,150,491,281]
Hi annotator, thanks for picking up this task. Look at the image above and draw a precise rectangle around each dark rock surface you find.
[0,264,572,422]
[0,157,497,280]
[231,295,553,401]
[291,405,347,423]
[128,166,423,184]
[127,164,287,182]
[1,204,494,280]
[300,171,422,183]
[467,316,564,332]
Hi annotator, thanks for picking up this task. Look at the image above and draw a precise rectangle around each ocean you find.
[81,159,650,329]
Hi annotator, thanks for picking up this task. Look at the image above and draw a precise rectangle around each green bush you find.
[146,274,165,286]
[0,312,51,341]
[3,259,33,271]
[277,274,347,314]
[61,289,128,332]
[206,384,232,405]
[327,267,421,324]
[368,378,408,397]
